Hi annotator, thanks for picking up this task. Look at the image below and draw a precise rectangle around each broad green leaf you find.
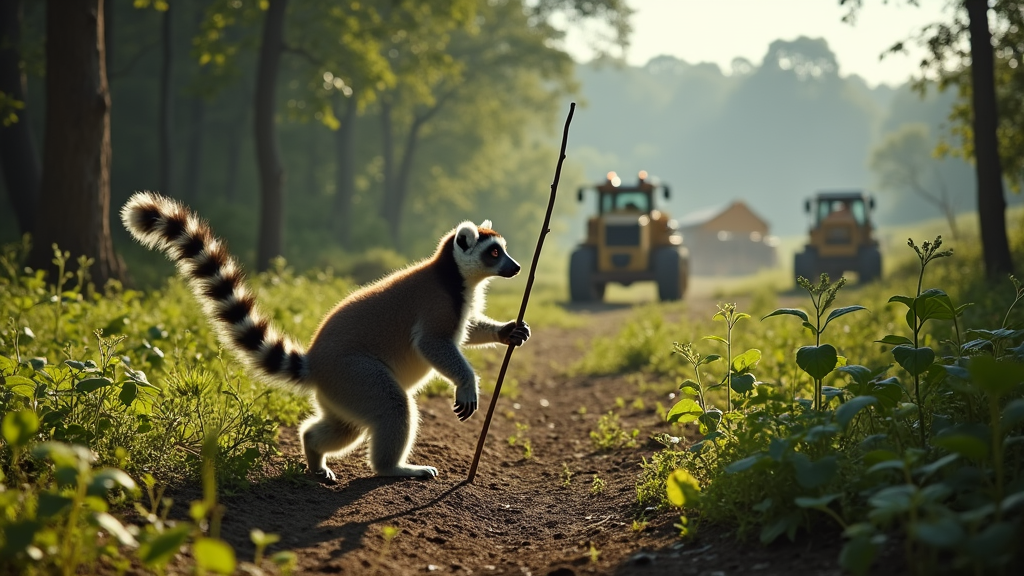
[759,512,801,544]
[762,308,809,323]
[0,355,15,373]
[913,453,958,480]
[868,485,914,522]
[731,349,761,373]
[0,520,41,556]
[768,437,791,462]
[76,377,114,393]
[139,523,192,567]
[3,375,36,398]
[725,453,765,474]
[801,321,819,335]
[37,493,73,518]
[966,522,1015,560]
[796,344,838,380]
[1001,399,1024,429]
[791,453,838,488]
[697,410,722,435]
[94,512,139,546]
[119,382,138,407]
[665,469,701,508]
[2,410,39,447]
[666,399,702,425]
[835,396,877,428]
[891,346,934,376]
[795,493,840,508]
[912,517,964,548]
[823,305,868,330]
[839,535,877,576]
[875,334,913,347]
[729,373,756,394]
[250,529,280,547]
[698,354,722,366]
[888,295,915,308]
[193,538,236,575]
[702,335,728,345]
[934,424,991,461]
[969,355,1024,397]
[863,449,900,467]
[678,379,699,395]
[838,365,872,386]
[90,468,138,495]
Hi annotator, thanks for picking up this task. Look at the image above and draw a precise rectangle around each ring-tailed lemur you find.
[121,192,530,481]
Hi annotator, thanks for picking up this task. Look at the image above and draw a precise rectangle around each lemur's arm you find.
[415,333,480,421]
[465,316,531,347]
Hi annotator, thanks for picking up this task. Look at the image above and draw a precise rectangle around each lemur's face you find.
[454,220,521,281]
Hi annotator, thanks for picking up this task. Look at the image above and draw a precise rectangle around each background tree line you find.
[0,0,1020,286]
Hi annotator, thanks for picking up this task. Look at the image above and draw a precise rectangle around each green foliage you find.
[589,411,639,451]
[641,237,1024,574]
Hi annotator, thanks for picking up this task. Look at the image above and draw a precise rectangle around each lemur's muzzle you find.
[499,256,521,278]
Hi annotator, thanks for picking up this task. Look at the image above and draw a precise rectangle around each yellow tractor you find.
[794,191,882,283]
[569,171,689,302]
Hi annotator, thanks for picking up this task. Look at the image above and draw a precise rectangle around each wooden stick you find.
[466,102,576,483]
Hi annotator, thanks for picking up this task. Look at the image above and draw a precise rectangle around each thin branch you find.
[466,102,576,483]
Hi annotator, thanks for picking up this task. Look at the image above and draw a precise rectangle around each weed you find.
[590,411,639,451]
[588,542,600,563]
[560,462,574,488]
[590,475,605,496]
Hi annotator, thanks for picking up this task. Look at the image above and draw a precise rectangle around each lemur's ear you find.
[480,219,493,229]
[455,222,479,252]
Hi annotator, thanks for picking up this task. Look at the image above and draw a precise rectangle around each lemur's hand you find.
[454,382,479,421]
[498,321,530,347]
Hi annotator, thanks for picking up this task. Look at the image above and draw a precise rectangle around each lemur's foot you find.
[377,465,438,478]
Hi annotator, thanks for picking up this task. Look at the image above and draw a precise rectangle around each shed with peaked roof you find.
[678,201,777,276]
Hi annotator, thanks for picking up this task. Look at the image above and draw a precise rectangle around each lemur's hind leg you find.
[367,388,436,478]
[318,358,436,478]
[300,408,365,483]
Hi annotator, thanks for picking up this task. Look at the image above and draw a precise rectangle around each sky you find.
[562,0,955,87]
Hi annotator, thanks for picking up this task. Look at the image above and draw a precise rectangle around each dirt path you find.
[209,299,849,576]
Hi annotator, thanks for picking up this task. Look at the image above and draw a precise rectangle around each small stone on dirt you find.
[627,552,656,565]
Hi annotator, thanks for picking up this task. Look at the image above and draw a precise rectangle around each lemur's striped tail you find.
[121,191,310,386]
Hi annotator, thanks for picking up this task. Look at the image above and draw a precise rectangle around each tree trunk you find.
[254,0,287,271]
[225,109,244,202]
[28,0,124,285]
[0,0,40,235]
[378,102,427,246]
[965,0,1014,276]
[158,3,173,196]
[182,96,205,202]
[378,100,396,234]
[332,94,357,246]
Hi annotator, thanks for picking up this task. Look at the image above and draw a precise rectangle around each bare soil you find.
[200,302,885,576]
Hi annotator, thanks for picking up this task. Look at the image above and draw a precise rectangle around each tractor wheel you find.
[857,246,882,283]
[654,247,685,302]
[569,246,602,302]
[794,247,818,283]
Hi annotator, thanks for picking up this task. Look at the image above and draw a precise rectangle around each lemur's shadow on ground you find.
[216,474,471,561]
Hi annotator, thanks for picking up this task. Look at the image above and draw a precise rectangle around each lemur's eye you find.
[490,247,500,258]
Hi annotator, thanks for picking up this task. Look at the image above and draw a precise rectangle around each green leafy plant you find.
[763,274,866,410]
[589,411,639,451]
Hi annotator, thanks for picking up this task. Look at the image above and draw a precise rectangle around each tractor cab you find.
[570,171,689,302]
